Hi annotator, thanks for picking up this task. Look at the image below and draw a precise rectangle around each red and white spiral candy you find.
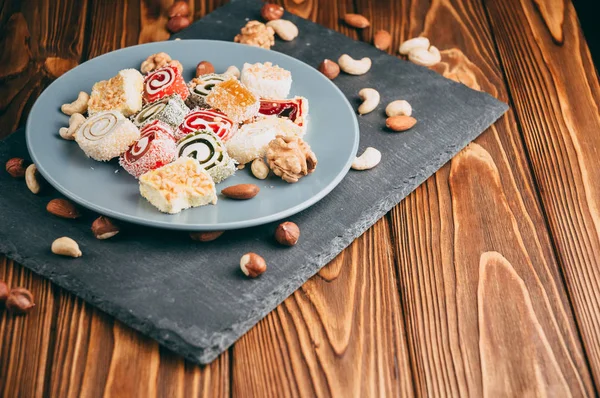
[177,109,237,142]
[143,65,189,103]
[120,120,176,178]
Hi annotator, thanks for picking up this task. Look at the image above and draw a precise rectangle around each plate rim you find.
[26,40,359,231]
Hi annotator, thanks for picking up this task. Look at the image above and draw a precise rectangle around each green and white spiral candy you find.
[176,130,236,183]
[186,73,229,109]
[75,111,140,161]
[132,94,189,129]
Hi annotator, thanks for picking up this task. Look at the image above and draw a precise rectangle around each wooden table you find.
[1,0,599,396]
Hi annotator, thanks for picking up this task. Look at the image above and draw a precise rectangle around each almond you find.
[386,116,417,132]
[221,184,260,200]
[47,198,81,219]
[373,30,392,50]
[343,13,370,28]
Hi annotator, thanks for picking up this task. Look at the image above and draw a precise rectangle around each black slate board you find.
[0,0,508,364]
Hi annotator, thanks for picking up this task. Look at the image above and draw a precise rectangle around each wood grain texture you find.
[232,219,414,397]
[0,0,88,135]
[228,2,413,396]
[0,258,57,398]
[484,0,600,386]
[0,1,230,396]
[1,0,599,395]
[358,0,596,395]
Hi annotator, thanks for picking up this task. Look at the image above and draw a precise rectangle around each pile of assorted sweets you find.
[61,54,317,214]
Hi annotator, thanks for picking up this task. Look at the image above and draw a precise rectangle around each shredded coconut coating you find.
[132,94,189,129]
[75,111,140,161]
[241,62,292,99]
[225,119,278,164]
[120,121,177,178]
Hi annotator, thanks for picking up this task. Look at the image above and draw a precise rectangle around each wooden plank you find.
[0,1,230,396]
[229,1,413,395]
[350,0,597,395]
[483,0,600,385]
[0,0,88,134]
[0,258,57,398]
[232,219,414,397]
[41,1,230,396]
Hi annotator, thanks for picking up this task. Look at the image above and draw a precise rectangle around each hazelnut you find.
[6,287,35,314]
[196,61,215,77]
[261,3,284,21]
[92,216,120,240]
[190,231,224,242]
[6,157,26,178]
[240,253,267,278]
[0,280,8,304]
[274,221,300,246]
[168,1,190,17]
[167,16,191,33]
[318,59,340,80]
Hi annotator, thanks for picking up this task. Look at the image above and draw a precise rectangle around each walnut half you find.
[140,52,183,74]
[234,21,275,50]
[266,135,317,183]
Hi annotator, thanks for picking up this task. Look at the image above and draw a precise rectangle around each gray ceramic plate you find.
[26,40,359,230]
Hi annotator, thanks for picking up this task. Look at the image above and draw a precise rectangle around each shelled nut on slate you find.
[318,59,340,80]
[240,253,267,278]
[275,221,300,246]
[51,237,82,258]
[25,164,43,194]
[47,198,81,219]
[92,216,120,240]
[6,158,26,178]
[386,115,417,132]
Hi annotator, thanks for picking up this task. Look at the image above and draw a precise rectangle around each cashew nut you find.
[51,237,82,258]
[338,54,372,75]
[399,37,430,55]
[385,100,412,117]
[357,88,380,115]
[351,147,381,170]
[408,45,441,67]
[61,91,89,116]
[251,158,269,179]
[59,113,86,140]
[25,164,41,194]
[224,65,241,79]
[266,19,299,41]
